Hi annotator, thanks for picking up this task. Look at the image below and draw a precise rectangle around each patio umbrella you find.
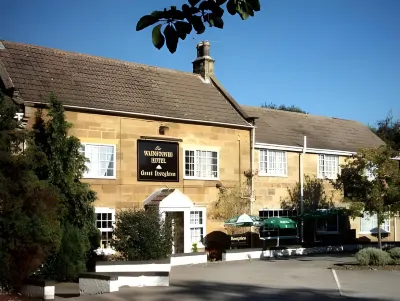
[262,217,297,229]
[224,213,262,227]
[261,217,298,247]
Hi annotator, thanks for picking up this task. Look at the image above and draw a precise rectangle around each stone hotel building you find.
[0,39,397,253]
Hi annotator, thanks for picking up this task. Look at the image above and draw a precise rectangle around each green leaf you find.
[248,0,261,11]
[152,24,165,50]
[189,0,201,6]
[212,16,224,29]
[237,2,250,20]
[175,21,192,40]
[226,0,237,15]
[136,15,158,31]
[164,24,179,53]
[191,15,206,34]
[151,10,164,18]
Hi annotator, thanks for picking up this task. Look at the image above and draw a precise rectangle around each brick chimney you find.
[192,41,215,81]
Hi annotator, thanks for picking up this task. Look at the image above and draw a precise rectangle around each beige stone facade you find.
[51,110,252,234]
[253,150,347,211]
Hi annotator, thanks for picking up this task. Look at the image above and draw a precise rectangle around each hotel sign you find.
[137,139,179,182]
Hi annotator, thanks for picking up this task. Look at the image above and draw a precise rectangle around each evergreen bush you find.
[387,247,400,263]
[355,247,393,266]
[0,92,62,290]
[31,93,97,281]
[111,207,173,261]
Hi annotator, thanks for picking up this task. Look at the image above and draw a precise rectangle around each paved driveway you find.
[65,255,400,301]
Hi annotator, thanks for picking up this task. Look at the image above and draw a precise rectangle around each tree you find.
[137,0,261,53]
[261,102,308,114]
[332,146,400,249]
[31,93,98,281]
[281,175,334,212]
[371,111,400,151]
[111,207,173,261]
[0,92,62,290]
[209,170,255,234]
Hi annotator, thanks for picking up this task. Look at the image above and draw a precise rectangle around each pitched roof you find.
[242,106,384,152]
[0,40,250,127]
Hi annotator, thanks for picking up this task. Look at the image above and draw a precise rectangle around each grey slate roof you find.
[0,40,249,127]
[242,106,384,152]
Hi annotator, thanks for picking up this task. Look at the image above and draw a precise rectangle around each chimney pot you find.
[192,41,215,81]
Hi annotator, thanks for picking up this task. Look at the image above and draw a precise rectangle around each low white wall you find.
[171,253,207,266]
[79,278,119,295]
[223,244,363,262]
[118,276,169,287]
[95,260,171,273]
[20,281,55,300]
[222,249,262,262]
[261,245,359,259]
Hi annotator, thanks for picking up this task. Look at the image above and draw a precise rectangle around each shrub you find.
[111,207,173,261]
[387,247,400,262]
[355,247,393,266]
[38,224,90,281]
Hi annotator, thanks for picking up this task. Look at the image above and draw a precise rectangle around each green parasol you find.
[262,217,297,229]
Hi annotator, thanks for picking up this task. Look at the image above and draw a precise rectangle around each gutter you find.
[250,121,256,216]
[24,101,254,129]
[300,136,307,243]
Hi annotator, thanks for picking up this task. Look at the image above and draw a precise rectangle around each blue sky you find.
[1,0,399,125]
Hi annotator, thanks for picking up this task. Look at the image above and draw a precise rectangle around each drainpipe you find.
[250,122,256,216]
[395,216,397,242]
[300,136,307,243]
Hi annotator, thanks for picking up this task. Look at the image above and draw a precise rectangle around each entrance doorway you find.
[143,188,206,254]
[167,212,185,254]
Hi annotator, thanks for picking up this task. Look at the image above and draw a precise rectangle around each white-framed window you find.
[259,149,287,176]
[79,143,116,179]
[95,207,115,249]
[365,165,377,182]
[259,209,298,219]
[189,209,205,244]
[360,212,390,234]
[318,154,339,179]
[184,149,219,180]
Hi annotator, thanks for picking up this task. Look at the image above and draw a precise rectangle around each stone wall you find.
[253,150,347,211]
[26,108,251,234]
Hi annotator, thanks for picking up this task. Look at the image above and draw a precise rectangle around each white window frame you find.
[365,164,377,182]
[80,143,117,179]
[189,209,206,245]
[259,149,287,177]
[360,212,390,234]
[183,148,219,180]
[95,207,115,250]
[317,154,339,180]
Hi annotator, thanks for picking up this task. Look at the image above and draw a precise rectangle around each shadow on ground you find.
[109,281,386,301]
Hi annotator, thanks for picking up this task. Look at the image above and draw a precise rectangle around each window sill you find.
[184,177,219,181]
[82,176,117,180]
[359,231,390,235]
[317,176,337,180]
[258,173,287,178]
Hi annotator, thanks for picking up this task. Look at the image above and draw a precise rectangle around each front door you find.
[168,212,185,254]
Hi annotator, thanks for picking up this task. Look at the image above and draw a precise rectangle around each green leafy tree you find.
[0,92,62,290]
[31,93,98,281]
[281,175,334,212]
[137,0,261,53]
[371,111,400,151]
[261,102,308,114]
[332,146,400,249]
[111,208,173,261]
